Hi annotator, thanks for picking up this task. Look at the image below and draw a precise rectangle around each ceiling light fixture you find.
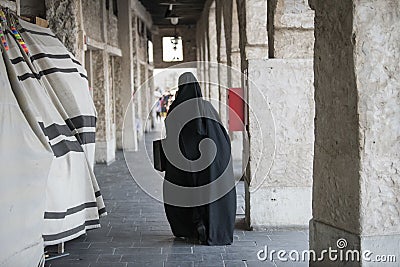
[170,16,179,25]
[164,4,182,25]
[170,25,181,51]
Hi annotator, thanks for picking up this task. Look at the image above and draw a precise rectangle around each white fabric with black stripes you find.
[19,20,96,168]
[0,50,53,267]
[18,20,106,220]
[2,21,105,247]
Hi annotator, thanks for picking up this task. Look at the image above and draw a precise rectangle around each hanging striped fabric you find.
[19,19,106,218]
[0,48,53,267]
[2,22,105,246]
[19,20,97,170]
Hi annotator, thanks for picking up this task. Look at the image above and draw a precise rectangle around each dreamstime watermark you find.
[257,238,397,263]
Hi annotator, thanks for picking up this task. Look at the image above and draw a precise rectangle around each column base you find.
[248,186,312,229]
[116,130,123,150]
[310,220,399,266]
[119,128,139,152]
[231,132,243,181]
[95,140,116,165]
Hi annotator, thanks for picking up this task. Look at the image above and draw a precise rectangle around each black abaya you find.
[163,72,236,245]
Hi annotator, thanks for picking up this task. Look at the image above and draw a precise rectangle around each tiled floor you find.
[45,131,309,267]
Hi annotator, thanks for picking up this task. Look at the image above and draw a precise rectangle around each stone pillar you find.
[240,0,268,64]
[45,0,85,63]
[143,63,150,133]
[203,21,210,100]
[248,59,314,228]
[198,2,210,100]
[117,0,137,151]
[309,1,400,266]
[216,1,228,126]
[271,0,314,58]
[235,0,268,228]
[84,50,94,98]
[196,17,204,87]
[92,50,115,164]
[147,67,155,130]
[222,0,243,182]
[198,42,204,84]
[140,62,148,132]
[196,20,204,84]
[138,25,150,133]
[230,0,241,88]
[109,55,117,155]
[132,14,143,140]
[0,0,20,14]
[200,36,205,85]
[244,0,315,228]
[208,5,219,111]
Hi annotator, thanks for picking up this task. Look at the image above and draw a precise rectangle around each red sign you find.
[228,88,245,131]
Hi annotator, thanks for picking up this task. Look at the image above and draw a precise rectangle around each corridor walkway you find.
[46,131,309,267]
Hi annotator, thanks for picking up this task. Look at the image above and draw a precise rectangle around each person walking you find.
[162,72,236,246]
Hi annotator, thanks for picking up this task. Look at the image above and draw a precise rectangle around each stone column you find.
[271,0,314,59]
[84,50,94,98]
[245,0,315,228]
[84,0,116,164]
[222,0,243,183]
[309,1,400,266]
[196,20,204,84]
[75,0,85,64]
[235,0,268,228]
[143,63,151,133]
[0,0,20,14]
[132,14,143,140]
[117,0,137,151]
[45,0,85,63]
[139,26,150,133]
[216,1,228,126]
[203,20,210,100]
[197,3,210,100]
[239,0,268,65]
[140,62,148,132]
[196,17,204,88]
[230,0,241,88]
[92,50,115,164]
[147,67,155,130]
[208,5,219,111]
[108,55,117,155]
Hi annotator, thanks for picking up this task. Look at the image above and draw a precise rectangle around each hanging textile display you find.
[18,19,105,213]
[0,49,53,267]
[0,11,106,247]
[19,20,97,169]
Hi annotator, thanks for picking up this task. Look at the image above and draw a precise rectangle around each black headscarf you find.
[168,72,203,113]
[166,72,206,139]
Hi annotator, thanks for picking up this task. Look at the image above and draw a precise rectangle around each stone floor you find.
[45,131,309,267]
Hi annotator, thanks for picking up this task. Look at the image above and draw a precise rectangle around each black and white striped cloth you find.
[19,20,106,221]
[1,20,106,248]
[0,50,53,267]
[19,20,97,169]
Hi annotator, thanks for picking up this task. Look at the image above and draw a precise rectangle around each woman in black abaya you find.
[163,72,236,245]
